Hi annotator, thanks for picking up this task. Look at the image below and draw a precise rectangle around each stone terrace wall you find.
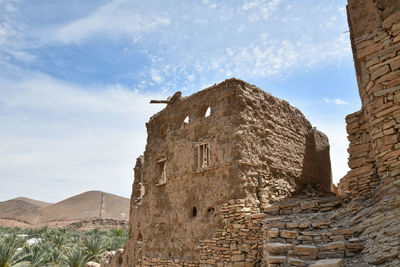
[339,0,400,199]
[336,1,400,265]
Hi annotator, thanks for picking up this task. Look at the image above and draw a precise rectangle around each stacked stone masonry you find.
[339,0,400,202]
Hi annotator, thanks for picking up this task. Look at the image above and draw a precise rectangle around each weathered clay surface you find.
[119,78,332,265]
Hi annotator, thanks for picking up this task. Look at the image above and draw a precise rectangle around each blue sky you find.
[0,0,360,202]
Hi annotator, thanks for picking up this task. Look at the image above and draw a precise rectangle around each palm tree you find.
[24,243,49,267]
[82,234,105,262]
[62,246,92,267]
[47,248,63,266]
[0,234,29,267]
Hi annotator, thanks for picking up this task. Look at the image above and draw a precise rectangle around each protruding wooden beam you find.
[150,100,170,104]
[150,91,182,104]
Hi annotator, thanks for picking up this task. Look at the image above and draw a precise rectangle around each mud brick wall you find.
[114,78,332,266]
[234,83,332,207]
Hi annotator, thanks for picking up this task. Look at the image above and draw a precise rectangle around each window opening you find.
[192,207,197,217]
[182,115,189,127]
[156,159,166,185]
[205,107,211,117]
[197,143,210,169]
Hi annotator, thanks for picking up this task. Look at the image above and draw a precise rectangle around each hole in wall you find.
[207,207,214,214]
[205,107,211,117]
[192,207,197,217]
[199,106,212,118]
[182,115,189,127]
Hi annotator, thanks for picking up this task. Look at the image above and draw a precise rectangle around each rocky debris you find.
[101,249,124,267]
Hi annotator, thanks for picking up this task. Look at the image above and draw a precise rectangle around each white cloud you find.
[0,71,167,202]
[242,0,281,20]
[54,0,170,44]
[324,97,349,105]
[151,69,163,83]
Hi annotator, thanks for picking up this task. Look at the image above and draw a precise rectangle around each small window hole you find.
[156,160,166,184]
[192,207,197,217]
[205,107,211,117]
[182,115,189,127]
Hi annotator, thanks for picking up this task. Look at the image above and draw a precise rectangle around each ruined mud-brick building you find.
[123,78,334,266]
[102,1,400,266]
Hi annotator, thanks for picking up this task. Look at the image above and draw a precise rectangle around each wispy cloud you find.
[54,0,170,44]
[324,97,349,105]
[242,0,282,20]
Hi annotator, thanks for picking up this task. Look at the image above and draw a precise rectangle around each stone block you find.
[382,12,400,29]
[267,243,294,254]
[286,222,299,228]
[371,65,390,80]
[280,230,298,239]
[345,242,363,251]
[390,59,400,71]
[287,257,307,266]
[267,228,279,238]
[293,245,318,256]
[267,256,286,264]
[357,42,382,58]
[320,241,345,251]
[309,258,343,267]
[300,201,317,210]
[231,254,245,261]
[233,262,246,267]
[263,205,280,214]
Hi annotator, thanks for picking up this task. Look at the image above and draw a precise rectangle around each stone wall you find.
[336,0,400,265]
[339,0,400,199]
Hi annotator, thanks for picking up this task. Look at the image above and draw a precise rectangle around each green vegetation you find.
[0,227,128,267]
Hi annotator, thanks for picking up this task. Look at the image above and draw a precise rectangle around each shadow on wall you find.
[301,128,333,192]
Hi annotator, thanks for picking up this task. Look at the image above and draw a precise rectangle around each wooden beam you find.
[150,100,170,104]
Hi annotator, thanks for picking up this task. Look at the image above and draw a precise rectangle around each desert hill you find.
[13,197,51,207]
[0,191,130,228]
[0,198,45,225]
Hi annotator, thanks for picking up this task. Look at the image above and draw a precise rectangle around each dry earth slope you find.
[0,191,130,228]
